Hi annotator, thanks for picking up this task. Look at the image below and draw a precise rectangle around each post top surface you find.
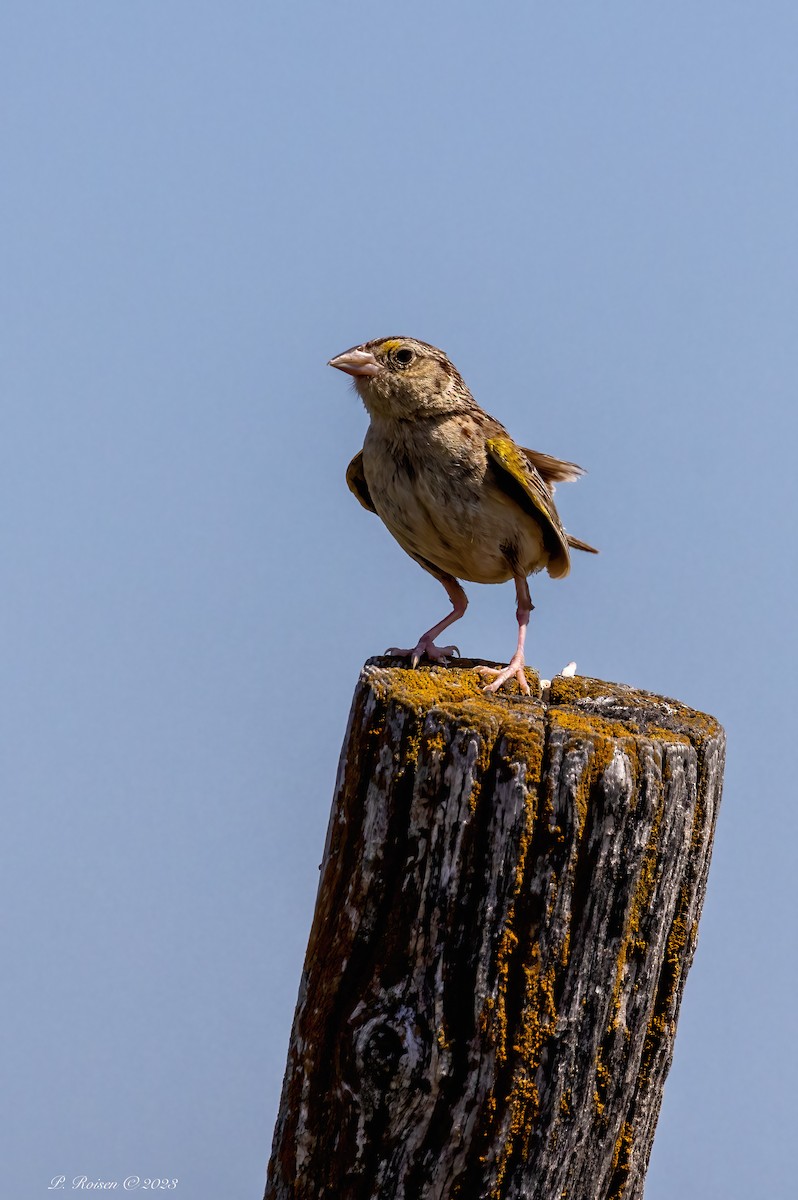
[360,657,723,746]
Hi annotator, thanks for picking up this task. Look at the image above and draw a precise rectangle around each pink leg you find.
[387,575,468,669]
[476,575,534,695]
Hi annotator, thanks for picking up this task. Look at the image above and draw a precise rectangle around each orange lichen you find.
[548,675,722,741]
[490,949,559,1197]
[635,791,709,1089]
[365,660,540,723]
[608,1120,634,1199]
[593,1048,613,1117]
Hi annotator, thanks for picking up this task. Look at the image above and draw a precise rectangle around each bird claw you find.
[476,661,531,696]
[385,642,460,668]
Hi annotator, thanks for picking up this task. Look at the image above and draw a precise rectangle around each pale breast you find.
[362,418,548,584]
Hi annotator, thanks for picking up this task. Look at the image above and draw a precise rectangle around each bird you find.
[329,336,597,695]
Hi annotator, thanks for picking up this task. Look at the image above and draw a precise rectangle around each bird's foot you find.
[385,641,460,669]
[476,655,531,696]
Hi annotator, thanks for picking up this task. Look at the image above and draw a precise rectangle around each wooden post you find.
[264,658,725,1200]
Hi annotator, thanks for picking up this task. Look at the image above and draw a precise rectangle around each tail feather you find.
[567,534,599,555]
[520,447,585,489]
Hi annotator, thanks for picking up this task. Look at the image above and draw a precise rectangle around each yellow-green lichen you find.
[635,791,709,1088]
[593,1047,612,1117]
[608,1120,634,1199]
[489,951,558,1196]
[606,748,670,1029]
[365,663,546,815]
[548,676,722,745]
[480,770,540,1062]
[365,660,540,722]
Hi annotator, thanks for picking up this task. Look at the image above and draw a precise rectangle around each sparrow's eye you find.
[395,347,414,366]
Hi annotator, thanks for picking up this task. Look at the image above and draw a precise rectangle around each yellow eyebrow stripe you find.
[379,339,403,353]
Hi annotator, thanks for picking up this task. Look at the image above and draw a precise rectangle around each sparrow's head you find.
[329,336,468,419]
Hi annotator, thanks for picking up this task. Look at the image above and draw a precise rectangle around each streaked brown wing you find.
[485,436,571,578]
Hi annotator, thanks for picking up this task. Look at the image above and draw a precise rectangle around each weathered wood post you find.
[264,658,724,1200]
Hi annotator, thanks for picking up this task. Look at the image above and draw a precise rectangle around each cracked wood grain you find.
[264,659,725,1200]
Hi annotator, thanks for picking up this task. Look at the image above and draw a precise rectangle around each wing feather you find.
[345,451,376,513]
[486,436,571,578]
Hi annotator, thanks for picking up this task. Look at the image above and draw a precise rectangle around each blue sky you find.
[3,3,796,1197]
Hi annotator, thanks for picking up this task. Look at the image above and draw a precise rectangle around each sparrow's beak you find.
[328,348,382,378]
